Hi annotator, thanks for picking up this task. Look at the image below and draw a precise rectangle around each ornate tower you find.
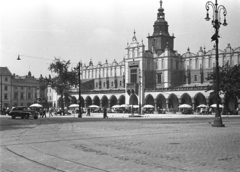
[147,0,175,55]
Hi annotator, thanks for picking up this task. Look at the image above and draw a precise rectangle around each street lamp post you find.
[205,0,227,127]
[78,62,82,118]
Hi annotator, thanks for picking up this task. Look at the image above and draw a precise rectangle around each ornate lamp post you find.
[205,0,227,127]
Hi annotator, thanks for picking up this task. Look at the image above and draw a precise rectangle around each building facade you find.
[67,1,240,112]
[0,67,40,111]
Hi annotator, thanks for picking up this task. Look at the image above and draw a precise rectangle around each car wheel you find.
[34,116,38,119]
[12,115,16,119]
[21,116,24,119]
[25,114,29,119]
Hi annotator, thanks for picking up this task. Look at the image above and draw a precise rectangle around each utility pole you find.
[78,62,82,118]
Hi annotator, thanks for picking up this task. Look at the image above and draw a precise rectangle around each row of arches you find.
[61,92,238,112]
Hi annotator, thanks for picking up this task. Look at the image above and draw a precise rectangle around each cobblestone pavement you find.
[0,116,240,172]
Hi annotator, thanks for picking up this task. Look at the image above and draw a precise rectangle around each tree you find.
[39,58,78,110]
[206,62,240,110]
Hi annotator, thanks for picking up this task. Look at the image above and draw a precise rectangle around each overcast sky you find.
[1,0,240,77]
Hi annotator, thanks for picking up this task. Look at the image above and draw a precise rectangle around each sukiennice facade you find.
[69,1,240,112]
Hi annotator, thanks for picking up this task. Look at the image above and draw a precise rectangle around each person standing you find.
[49,107,53,117]
[103,107,108,118]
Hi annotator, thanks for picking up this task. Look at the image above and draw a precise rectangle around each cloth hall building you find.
[69,1,240,112]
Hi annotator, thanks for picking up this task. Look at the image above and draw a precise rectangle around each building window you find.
[21,86,24,90]
[5,77,8,82]
[103,82,105,87]
[4,86,8,91]
[28,87,31,90]
[21,93,24,99]
[194,75,197,81]
[130,69,137,84]
[28,93,31,99]
[111,81,113,87]
[4,93,8,100]
[50,96,51,100]
[157,73,162,84]
[96,82,98,88]
[120,81,122,86]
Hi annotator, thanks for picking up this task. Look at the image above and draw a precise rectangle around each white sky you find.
[1,0,240,77]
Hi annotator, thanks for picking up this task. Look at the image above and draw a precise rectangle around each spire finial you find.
[160,0,163,9]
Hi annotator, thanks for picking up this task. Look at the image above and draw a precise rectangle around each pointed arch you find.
[145,94,154,106]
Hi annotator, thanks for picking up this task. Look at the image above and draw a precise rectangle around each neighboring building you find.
[0,67,12,111]
[46,85,58,108]
[0,67,40,112]
[68,0,240,112]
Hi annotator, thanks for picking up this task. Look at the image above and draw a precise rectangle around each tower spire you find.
[160,0,163,9]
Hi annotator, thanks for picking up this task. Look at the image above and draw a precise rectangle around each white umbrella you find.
[143,104,154,108]
[120,104,129,108]
[112,105,121,108]
[179,104,192,108]
[132,105,139,108]
[69,104,79,108]
[210,104,223,108]
[88,105,99,108]
[197,104,208,108]
[30,103,43,108]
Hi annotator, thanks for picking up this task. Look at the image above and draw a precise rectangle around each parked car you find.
[9,106,39,119]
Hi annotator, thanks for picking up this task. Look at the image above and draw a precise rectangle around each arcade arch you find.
[168,94,178,110]
[101,96,109,108]
[156,94,166,109]
[129,94,138,105]
[145,94,154,105]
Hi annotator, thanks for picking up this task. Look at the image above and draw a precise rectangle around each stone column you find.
[84,100,87,108]
[100,100,102,108]
[192,99,195,114]
[178,98,182,112]
[166,99,169,112]
[154,99,158,114]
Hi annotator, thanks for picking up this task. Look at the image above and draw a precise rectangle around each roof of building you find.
[0,67,12,76]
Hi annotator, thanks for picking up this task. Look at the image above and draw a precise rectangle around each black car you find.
[9,106,39,119]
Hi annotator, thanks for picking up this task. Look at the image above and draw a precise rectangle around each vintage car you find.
[8,106,39,119]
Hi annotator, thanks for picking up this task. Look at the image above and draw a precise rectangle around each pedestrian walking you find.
[41,108,47,118]
[49,107,53,117]
[103,107,108,118]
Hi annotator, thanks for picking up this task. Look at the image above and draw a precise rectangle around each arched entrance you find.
[93,96,100,106]
[156,94,166,109]
[180,93,192,105]
[101,96,109,108]
[72,96,77,104]
[194,93,206,108]
[85,96,92,107]
[145,94,154,106]
[110,95,117,107]
[168,94,178,110]
[119,95,125,105]
[129,94,138,105]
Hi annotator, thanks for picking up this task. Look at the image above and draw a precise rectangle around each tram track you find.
[2,120,112,172]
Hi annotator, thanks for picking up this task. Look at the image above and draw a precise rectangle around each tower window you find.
[130,69,137,84]
[194,75,197,81]
[157,73,162,84]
